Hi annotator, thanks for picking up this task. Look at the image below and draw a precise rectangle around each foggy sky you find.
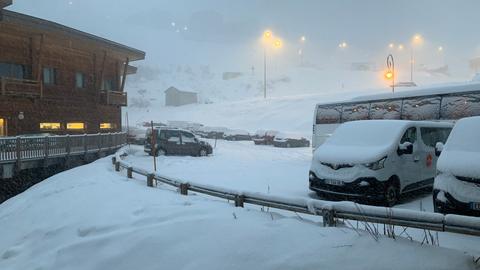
[7,0,480,77]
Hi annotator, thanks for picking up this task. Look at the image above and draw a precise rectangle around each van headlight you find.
[364,157,387,171]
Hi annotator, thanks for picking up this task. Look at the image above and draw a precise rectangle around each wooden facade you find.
[0,3,145,136]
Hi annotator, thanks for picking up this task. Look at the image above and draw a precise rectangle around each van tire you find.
[384,178,400,207]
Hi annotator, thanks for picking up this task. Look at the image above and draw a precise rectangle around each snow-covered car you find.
[253,130,279,145]
[144,128,213,157]
[223,129,251,141]
[433,116,480,216]
[273,133,310,148]
[309,120,453,206]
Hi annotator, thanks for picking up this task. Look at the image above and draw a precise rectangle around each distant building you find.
[165,87,198,107]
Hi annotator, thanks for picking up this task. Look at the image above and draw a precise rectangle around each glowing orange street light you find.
[384,70,394,80]
[274,39,283,48]
[263,30,272,40]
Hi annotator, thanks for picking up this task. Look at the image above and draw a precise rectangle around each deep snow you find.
[0,153,478,270]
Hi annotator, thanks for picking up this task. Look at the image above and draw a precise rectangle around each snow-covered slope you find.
[0,155,477,270]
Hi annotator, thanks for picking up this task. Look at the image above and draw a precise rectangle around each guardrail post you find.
[147,174,155,187]
[127,167,133,179]
[115,161,120,172]
[322,209,336,227]
[44,136,49,161]
[15,136,21,171]
[234,195,245,208]
[66,135,71,156]
[179,183,189,195]
[83,134,88,154]
[112,156,116,165]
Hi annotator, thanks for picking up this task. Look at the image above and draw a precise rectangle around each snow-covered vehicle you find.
[253,130,279,145]
[309,120,453,206]
[223,130,251,141]
[433,116,480,216]
[144,128,212,157]
[273,133,310,148]
[126,126,147,145]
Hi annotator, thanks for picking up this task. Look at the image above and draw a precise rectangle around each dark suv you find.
[144,128,213,157]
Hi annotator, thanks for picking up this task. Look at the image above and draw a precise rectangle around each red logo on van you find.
[426,154,433,168]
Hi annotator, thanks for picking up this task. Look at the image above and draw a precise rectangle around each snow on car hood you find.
[437,150,480,178]
[314,144,391,164]
[313,120,406,164]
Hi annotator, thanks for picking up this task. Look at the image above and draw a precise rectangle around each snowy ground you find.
[125,142,480,257]
[0,153,478,270]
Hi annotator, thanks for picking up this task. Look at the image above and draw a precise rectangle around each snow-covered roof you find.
[317,81,480,107]
[164,86,198,94]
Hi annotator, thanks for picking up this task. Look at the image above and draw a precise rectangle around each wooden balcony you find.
[0,77,42,98]
[100,90,127,106]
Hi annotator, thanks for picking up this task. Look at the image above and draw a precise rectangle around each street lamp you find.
[385,54,395,93]
[261,30,282,99]
[410,34,423,83]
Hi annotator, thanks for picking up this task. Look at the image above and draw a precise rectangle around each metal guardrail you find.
[112,151,480,237]
[0,132,127,164]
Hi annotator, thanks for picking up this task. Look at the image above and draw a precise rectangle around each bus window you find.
[316,106,342,124]
[342,103,369,121]
[402,97,441,120]
[441,93,480,119]
[370,100,402,120]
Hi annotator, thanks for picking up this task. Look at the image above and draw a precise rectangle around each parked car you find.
[223,130,251,141]
[253,130,279,145]
[273,133,310,148]
[433,116,480,216]
[204,127,229,139]
[144,128,213,157]
[126,126,147,145]
[309,120,453,206]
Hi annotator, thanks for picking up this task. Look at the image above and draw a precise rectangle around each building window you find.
[75,72,86,88]
[43,67,57,85]
[0,118,5,137]
[67,122,85,130]
[100,123,115,129]
[40,123,62,130]
[102,79,114,91]
[0,62,31,79]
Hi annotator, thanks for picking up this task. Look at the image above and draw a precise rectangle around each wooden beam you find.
[120,57,129,93]
[0,0,12,9]
[98,50,107,91]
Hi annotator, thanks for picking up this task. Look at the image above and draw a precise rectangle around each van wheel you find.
[199,148,208,157]
[384,182,399,207]
[156,149,166,157]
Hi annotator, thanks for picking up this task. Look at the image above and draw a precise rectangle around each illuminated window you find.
[0,118,5,136]
[100,123,115,129]
[67,122,85,130]
[40,122,62,130]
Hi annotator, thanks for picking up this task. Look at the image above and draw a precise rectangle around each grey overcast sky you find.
[7,0,480,73]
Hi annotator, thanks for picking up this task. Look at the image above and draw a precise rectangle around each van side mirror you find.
[397,142,413,156]
[435,142,444,157]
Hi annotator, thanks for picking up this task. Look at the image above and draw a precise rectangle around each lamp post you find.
[386,54,395,93]
[261,30,282,99]
[410,34,422,83]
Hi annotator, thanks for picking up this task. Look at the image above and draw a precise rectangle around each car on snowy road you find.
[144,128,213,157]
[433,116,480,216]
[273,133,310,148]
[253,130,279,145]
[309,120,453,206]
[223,130,252,141]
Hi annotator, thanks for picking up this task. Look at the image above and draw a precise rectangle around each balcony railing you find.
[0,77,42,98]
[100,90,127,106]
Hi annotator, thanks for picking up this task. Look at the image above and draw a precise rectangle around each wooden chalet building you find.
[0,0,145,136]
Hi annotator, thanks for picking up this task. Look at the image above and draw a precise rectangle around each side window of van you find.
[400,127,417,144]
[159,130,167,140]
[166,131,180,143]
[420,128,452,148]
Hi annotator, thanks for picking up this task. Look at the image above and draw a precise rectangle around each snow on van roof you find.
[314,120,452,164]
[316,81,480,106]
[437,116,480,178]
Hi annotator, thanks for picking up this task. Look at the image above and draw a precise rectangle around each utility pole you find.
[150,121,156,172]
[264,48,267,99]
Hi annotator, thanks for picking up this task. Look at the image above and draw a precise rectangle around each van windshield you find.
[445,118,480,152]
[326,120,407,147]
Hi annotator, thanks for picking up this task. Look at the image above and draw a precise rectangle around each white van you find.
[309,120,453,206]
[433,116,480,216]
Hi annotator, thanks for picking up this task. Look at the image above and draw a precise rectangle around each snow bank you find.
[0,156,477,270]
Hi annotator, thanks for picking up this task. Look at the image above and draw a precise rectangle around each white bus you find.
[312,82,480,149]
